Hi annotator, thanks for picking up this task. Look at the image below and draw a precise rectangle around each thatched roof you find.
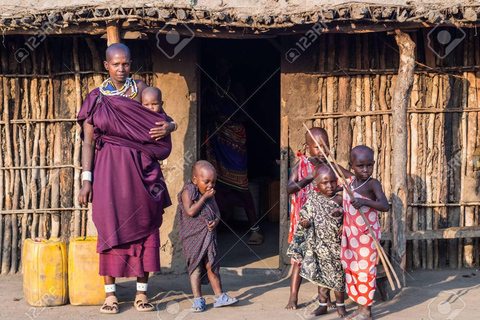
[0,0,479,33]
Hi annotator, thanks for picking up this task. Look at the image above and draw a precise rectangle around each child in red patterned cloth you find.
[285,127,351,310]
[177,160,238,313]
[341,146,389,320]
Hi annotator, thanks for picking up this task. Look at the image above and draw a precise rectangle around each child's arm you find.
[208,200,222,231]
[181,188,215,217]
[287,162,314,195]
[350,180,390,212]
[338,164,353,178]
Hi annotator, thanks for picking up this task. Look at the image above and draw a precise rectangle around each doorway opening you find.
[199,38,281,269]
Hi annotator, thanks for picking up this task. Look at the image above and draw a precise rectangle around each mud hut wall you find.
[0,35,155,274]
[152,39,199,273]
[281,29,480,269]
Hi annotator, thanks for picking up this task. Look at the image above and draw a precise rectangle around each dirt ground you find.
[1,267,479,320]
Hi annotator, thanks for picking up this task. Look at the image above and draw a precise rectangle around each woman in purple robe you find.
[78,43,175,314]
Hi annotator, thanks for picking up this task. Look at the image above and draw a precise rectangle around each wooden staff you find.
[303,123,401,290]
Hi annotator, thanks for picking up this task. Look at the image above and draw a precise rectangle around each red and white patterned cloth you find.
[341,177,381,306]
[289,153,317,243]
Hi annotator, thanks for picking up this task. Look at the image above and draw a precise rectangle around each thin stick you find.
[303,123,401,290]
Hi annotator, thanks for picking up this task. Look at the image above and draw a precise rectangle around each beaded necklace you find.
[99,77,138,98]
[328,193,338,200]
[350,176,371,191]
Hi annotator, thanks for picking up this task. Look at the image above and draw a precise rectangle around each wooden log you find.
[391,30,415,284]
[85,37,104,87]
[459,41,468,268]
[372,75,380,178]
[0,77,4,268]
[42,41,59,239]
[50,123,61,238]
[21,74,30,240]
[354,36,362,147]
[363,35,372,149]
[464,29,476,267]
[279,115,289,266]
[38,79,48,238]
[378,39,391,254]
[410,73,421,268]
[337,35,352,167]
[426,75,438,270]
[436,76,448,268]
[427,75,444,269]
[30,77,40,239]
[10,78,21,273]
[106,20,121,46]
[448,77,462,269]
[73,37,83,237]
[326,34,335,149]
[2,76,13,274]
[19,128,28,245]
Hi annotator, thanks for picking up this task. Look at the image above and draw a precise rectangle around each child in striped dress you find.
[177,160,238,313]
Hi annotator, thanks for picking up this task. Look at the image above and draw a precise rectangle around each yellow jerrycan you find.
[22,238,68,306]
[68,237,104,305]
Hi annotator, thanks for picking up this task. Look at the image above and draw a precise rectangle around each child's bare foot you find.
[310,303,328,316]
[336,303,348,318]
[347,307,372,320]
[285,299,298,310]
[350,313,372,320]
[346,310,359,320]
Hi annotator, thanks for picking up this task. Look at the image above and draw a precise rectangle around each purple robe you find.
[78,88,172,254]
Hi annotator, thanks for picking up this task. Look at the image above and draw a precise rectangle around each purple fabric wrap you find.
[78,88,172,253]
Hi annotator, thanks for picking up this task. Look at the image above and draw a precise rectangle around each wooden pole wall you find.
[0,35,154,274]
[299,29,480,270]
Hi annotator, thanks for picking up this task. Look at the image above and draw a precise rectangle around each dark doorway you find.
[199,39,281,268]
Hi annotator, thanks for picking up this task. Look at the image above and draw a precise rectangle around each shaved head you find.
[105,43,131,62]
[306,127,329,147]
[351,145,374,162]
[314,165,335,180]
[142,86,162,101]
[192,160,216,176]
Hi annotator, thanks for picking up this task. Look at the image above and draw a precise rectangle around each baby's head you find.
[192,160,217,195]
[313,165,337,197]
[142,87,163,113]
[350,145,375,180]
[305,127,329,162]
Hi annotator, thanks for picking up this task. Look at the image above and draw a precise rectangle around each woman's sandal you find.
[213,293,238,308]
[190,297,206,313]
[247,231,264,245]
[100,295,119,314]
[134,293,155,312]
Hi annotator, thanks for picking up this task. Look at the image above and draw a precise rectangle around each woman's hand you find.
[149,121,175,140]
[78,182,93,205]
[300,218,311,228]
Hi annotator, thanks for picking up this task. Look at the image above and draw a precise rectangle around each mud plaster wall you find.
[152,40,198,273]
